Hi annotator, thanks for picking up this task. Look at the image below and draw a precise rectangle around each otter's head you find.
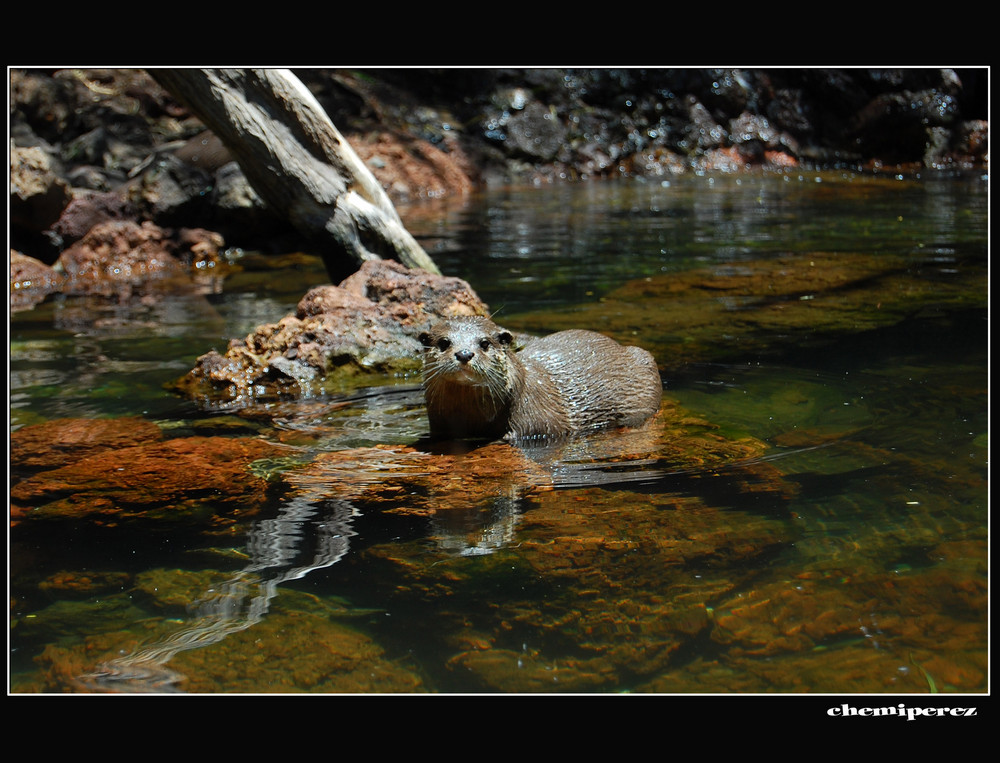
[419,316,516,390]
[418,317,522,439]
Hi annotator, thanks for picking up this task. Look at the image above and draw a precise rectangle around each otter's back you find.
[519,330,662,433]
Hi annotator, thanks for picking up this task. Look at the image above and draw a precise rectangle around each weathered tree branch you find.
[150,68,441,275]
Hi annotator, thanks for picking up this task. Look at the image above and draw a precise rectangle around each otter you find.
[419,316,662,441]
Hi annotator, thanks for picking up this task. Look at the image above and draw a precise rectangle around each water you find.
[9,170,988,695]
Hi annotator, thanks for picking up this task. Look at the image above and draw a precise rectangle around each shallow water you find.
[9,170,988,694]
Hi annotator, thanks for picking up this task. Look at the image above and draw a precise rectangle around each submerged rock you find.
[277,400,796,691]
[508,247,988,370]
[11,416,164,477]
[359,461,795,691]
[38,570,132,599]
[10,434,290,527]
[19,579,426,693]
[170,591,426,693]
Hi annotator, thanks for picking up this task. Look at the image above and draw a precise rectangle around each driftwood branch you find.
[150,68,440,275]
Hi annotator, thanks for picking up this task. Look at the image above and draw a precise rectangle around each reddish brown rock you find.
[49,191,138,246]
[173,227,225,266]
[284,442,552,510]
[173,259,489,403]
[347,416,794,688]
[11,416,164,475]
[337,258,485,322]
[348,130,476,202]
[38,570,131,598]
[10,249,64,312]
[10,435,289,527]
[54,219,189,295]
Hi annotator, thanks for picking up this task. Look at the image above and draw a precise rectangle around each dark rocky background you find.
[10,67,988,284]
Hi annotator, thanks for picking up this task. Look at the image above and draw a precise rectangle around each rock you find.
[6,67,989,315]
[49,190,138,247]
[11,416,164,476]
[348,130,476,201]
[10,69,81,146]
[64,164,116,192]
[174,227,225,266]
[849,86,961,165]
[162,591,427,693]
[10,68,989,214]
[10,435,289,526]
[208,161,286,238]
[173,259,489,404]
[124,153,214,226]
[338,258,484,319]
[354,433,793,689]
[10,249,63,313]
[728,111,779,162]
[53,219,188,295]
[681,95,727,151]
[38,570,132,599]
[10,144,72,233]
[447,648,614,693]
[955,119,989,161]
[508,249,988,370]
[502,101,569,163]
[173,131,232,171]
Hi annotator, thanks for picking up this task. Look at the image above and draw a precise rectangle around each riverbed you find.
[9,169,988,695]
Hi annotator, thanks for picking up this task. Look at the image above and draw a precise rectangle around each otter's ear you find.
[497,331,513,346]
[419,332,433,348]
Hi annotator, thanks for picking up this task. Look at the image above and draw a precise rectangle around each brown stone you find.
[49,191,138,246]
[10,249,64,312]
[348,130,476,202]
[174,259,489,402]
[11,416,164,474]
[10,435,289,527]
[54,219,188,295]
[38,570,132,598]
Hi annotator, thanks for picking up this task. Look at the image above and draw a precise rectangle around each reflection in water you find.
[426,448,811,559]
[430,496,522,557]
[78,496,356,693]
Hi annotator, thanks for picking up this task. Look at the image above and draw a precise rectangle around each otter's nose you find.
[454,349,475,364]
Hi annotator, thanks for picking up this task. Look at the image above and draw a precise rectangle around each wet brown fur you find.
[419,316,662,441]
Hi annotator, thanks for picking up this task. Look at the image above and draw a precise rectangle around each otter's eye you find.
[436,338,451,352]
[479,339,492,351]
